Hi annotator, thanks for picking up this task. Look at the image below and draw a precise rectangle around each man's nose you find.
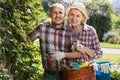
[56,13,60,17]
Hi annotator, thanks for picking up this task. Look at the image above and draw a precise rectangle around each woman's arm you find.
[76,44,94,57]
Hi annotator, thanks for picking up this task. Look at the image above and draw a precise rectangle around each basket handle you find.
[80,51,90,64]
[64,51,90,70]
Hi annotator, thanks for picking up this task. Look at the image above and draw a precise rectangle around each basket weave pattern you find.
[62,52,96,80]
[63,65,96,80]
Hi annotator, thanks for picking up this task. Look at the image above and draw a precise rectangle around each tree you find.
[112,14,120,29]
[86,0,114,41]
[41,0,66,13]
[0,0,46,79]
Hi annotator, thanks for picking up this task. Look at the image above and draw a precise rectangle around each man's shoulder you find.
[39,23,46,27]
[36,23,51,29]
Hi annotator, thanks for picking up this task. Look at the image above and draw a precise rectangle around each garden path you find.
[102,48,120,54]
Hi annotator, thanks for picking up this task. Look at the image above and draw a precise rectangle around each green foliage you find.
[103,31,120,44]
[111,70,120,80]
[108,35,120,44]
[86,0,114,41]
[0,0,46,79]
[11,42,44,80]
[41,0,65,12]
[103,31,116,41]
[111,14,120,29]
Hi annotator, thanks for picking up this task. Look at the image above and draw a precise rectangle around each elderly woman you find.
[64,2,103,63]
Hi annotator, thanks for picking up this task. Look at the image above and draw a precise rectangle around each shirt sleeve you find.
[27,25,41,41]
[90,28,103,59]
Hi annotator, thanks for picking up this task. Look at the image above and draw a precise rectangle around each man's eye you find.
[59,12,63,14]
[53,12,57,14]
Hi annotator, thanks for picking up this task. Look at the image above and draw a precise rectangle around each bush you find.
[86,0,114,41]
[103,31,115,42]
[111,70,120,80]
[112,14,120,29]
[108,35,120,44]
[103,31,120,44]
[0,0,46,79]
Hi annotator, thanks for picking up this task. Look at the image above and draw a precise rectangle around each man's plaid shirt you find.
[27,23,73,71]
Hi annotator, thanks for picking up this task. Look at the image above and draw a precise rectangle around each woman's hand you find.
[76,43,84,53]
[76,41,94,57]
[76,44,84,52]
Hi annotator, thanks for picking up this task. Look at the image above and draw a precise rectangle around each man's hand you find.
[43,19,51,26]
[52,51,64,61]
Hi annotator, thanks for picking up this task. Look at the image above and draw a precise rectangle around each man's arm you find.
[26,25,41,42]
[64,51,82,58]
[52,51,83,61]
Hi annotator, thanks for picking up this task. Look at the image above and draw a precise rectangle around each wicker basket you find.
[62,52,96,80]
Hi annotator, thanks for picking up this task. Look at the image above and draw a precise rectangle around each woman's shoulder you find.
[84,24,97,35]
[85,24,96,32]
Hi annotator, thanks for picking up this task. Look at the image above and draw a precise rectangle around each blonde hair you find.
[66,2,89,23]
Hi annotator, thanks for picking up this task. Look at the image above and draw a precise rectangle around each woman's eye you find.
[77,15,80,17]
[70,13,74,16]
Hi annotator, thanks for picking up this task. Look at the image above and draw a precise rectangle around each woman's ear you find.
[64,12,66,17]
[82,15,86,24]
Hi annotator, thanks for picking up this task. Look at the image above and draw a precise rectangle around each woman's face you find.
[68,9,84,27]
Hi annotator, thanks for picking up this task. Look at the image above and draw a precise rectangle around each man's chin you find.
[56,23,63,25]
[54,22,63,25]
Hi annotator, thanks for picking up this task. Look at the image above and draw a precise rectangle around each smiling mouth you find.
[71,21,77,24]
[55,18,61,21]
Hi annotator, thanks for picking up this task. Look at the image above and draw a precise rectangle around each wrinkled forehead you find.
[50,3,65,12]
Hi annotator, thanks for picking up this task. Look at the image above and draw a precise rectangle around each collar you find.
[69,23,89,32]
[83,24,88,31]
[48,24,66,30]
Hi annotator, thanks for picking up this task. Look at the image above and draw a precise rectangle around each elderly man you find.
[27,3,80,80]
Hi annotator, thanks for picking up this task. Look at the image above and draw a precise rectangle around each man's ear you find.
[48,11,51,18]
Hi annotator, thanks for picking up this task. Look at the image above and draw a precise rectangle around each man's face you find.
[50,7,65,25]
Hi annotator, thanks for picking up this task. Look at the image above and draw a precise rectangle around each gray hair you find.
[49,3,65,12]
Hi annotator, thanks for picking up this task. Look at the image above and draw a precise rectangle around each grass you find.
[99,42,120,64]
[96,54,120,64]
[100,42,120,48]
